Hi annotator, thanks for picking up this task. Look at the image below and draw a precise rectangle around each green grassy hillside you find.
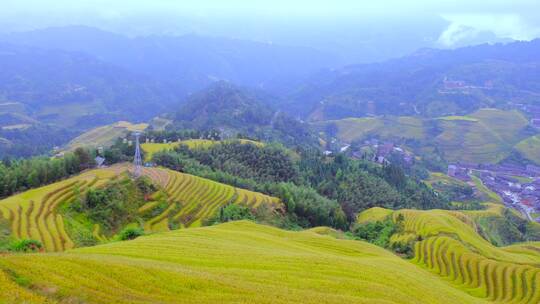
[0,221,486,304]
[357,207,540,303]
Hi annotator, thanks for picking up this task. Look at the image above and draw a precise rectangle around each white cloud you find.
[438,13,540,46]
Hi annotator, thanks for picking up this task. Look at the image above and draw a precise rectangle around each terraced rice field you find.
[435,119,507,163]
[438,115,479,122]
[425,172,471,189]
[317,116,426,143]
[141,142,180,160]
[178,138,262,149]
[358,207,540,303]
[0,168,118,252]
[0,270,53,303]
[141,167,281,231]
[64,121,148,151]
[471,175,503,203]
[0,163,279,251]
[142,139,264,161]
[435,108,531,163]
[515,135,540,165]
[0,221,485,304]
[318,108,539,164]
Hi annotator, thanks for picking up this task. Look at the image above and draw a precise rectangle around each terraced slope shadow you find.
[138,167,282,231]
[360,208,540,303]
[0,168,119,252]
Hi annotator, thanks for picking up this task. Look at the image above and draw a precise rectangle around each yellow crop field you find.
[142,138,264,161]
[0,270,52,304]
[180,138,263,149]
[141,142,180,160]
[64,121,148,151]
[356,207,393,224]
[316,116,426,143]
[0,168,118,251]
[357,207,540,303]
[180,139,218,149]
[141,167,281,230]
[0,221,486,304]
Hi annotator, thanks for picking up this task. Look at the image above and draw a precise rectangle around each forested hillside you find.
[149,139,447,227]
[172,82,318,147]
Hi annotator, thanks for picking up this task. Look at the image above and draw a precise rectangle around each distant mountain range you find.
[0,26,339,130]
[0,42,179,128]
[0,26,339,94]
[1,26,539,157]
[285,39,540,120]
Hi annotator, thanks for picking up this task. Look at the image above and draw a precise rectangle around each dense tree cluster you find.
[152,144,347,229]
[153,142,447,230]
[186,142,299,184]
[68,176,155,235]
[0,126,76,158]
[173,82,274,131]
[101,138,138,165]
[299,153,447,220]
[207,204,255,225]
[273,182,348,229]
[0,148,95,198]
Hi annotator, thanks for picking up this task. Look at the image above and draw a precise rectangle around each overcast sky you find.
[2,0,539,62]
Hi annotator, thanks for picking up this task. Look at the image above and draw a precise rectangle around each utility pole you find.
[133,132,142,177]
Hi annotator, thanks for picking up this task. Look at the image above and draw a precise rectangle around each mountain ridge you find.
[0,25,341,94]
[286,39,540,119]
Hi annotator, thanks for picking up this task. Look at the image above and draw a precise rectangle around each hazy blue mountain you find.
[175,82,274,129]
[0,26,341,94]
[0,42,180,128]
[286,39,540,120]
[172,82,317,147]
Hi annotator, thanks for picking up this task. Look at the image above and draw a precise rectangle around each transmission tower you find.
[133,132,142,177]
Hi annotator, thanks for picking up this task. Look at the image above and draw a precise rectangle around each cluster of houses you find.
[351,139,414,165]
[440,77,494,93]
[448,163,540,222]
[323,138,414,167]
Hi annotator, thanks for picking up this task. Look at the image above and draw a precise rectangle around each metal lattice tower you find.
[133,132,142,177]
